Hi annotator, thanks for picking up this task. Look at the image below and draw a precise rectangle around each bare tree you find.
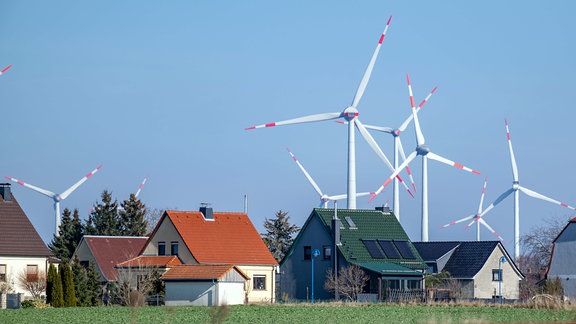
[17,270,47,299]
[516,254,542,299]
[521,215,569,268]
[324,264,369,301]
[116,259,163,306]
[145,208,166,234]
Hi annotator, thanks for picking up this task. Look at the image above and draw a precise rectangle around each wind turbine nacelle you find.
[343,107,359,121]
[416,145,431,156]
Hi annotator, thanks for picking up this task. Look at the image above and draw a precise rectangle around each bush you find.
[21,300,36,308]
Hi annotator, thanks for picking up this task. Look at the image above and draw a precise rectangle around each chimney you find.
[0,183,12,201]
[199,203,213,220]
[375,205,391,214]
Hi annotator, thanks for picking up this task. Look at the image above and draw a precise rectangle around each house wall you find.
[473,248,519,300]
[238,265,276,303]
[217,282,245,305]
[281,216,340,301]
[142,217,196,264]
[548,240,576,301]
[73,240,106,282]
[0,256,49,298]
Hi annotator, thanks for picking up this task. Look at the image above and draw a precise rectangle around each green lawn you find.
[1,304,575,323]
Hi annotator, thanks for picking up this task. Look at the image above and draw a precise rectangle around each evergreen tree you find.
[51,266,64,307]
[86,261,102,306]
[260,210,300,262]
[71,256,89,306]
[46,263,57,305]
[49,208,84,262]
[85,190,120,236]
[60,263,77,307]
[119,193,148,236]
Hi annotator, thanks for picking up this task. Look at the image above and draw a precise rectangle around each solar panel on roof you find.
[344,216,357,229]
[377,239,401,259]
[393,240,416,259]
[362,239,385,259]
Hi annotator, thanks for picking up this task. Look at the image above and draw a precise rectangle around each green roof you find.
[353,262,424,276]
[314,208,427,271]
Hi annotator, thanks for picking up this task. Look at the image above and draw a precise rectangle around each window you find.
[0,264,6,282]
[79,260,89,268]
[304,246,311,260]
[26,264,38,282]
[158,242,166,256]
[253,275,266,290]
[492,269,502,282]
[323,246,331,260]
[171,241,179,256]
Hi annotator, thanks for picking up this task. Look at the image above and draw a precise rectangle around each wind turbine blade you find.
[427,152,481,175]
[406,74,425,145]
[60,164,103,200]
[351,16,392,108]
[4,176,56,198]
[505,119,519,182]
[396,138,416,192]
[245,112,343,130]
[398,86,438,132]
[287,149,324,198]
[369,151,417,202]
[362,124,395,134]
[439,214,475,229]
[0,64,12,75]
[477,177,488,214]
[519,186,576,210]
[478,218,506,243]
[465,188,515,229]
[135,176,148,198]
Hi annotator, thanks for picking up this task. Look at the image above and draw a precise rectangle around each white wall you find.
[0,256,48,298]
[474,249,519,299]
[164,281,245,306]
[238,265,276,303]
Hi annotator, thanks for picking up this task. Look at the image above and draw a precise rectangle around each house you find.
[280,207,428,302]
[134,206,278,303]
[0,183,53,304]
[161,264,250,306]
[412,241,524,300]
[72,235,148,283]
[546,217,576,302]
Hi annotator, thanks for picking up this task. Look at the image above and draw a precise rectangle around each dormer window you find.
[171,241,179,256]
[158,242,166,256]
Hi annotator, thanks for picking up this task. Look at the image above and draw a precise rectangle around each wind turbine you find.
[369,74,480,241]
[360,85,437,219]
[246,17,413,209]
[134,176,148,198]
[287,148,371,208]
[439,176,506,242]
[5,164,103,236]
[465,119,576,259]
[0,64,12,76]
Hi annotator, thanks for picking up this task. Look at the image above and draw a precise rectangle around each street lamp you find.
[499,256,507,304]
[311,248,320,303]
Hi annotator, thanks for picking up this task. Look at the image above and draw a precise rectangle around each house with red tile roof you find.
[72,235,148,282]
[0,183,53,301]
[137,206,278,303]
[161,264,249,306]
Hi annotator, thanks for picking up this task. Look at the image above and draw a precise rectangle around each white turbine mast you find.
[287,148,371,208]
[246,17,411,209]
[6,164,103,236]
[369,74,480,241]
[439,176,506,242]
[466,119,576,259]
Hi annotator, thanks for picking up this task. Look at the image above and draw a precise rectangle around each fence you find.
[384,288,426,303]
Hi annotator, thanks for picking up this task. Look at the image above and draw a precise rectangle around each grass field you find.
[1,303,576,324]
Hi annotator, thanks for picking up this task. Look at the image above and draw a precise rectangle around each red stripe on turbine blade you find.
[379,34,385,44]
[454,163,464,169]
[265,123,276,127]
[395,175,403,183]
[17,180,24,185]
[245,126,256,130]
[472,170,481,175]
[507,133,511,141]
[412,183,417,192]
[410,97,415,108]
[387,16,392,25]
[383,178,392,188]
[561,203,568,207]
[1,65,12,73]
[407,189,414,198]
[405,166,412,175]
[368,195,377,203]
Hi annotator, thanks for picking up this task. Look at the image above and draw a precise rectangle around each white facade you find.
[165,281,245,306]
[0,256,49,298]
[473,248,520,299]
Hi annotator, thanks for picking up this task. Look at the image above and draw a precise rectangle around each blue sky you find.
[1,1,575,251]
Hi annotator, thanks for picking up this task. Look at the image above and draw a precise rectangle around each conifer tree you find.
[71,256,89,306]
[46,263,57,305]
[49,208,84,262]
[50,266,64,307]
[261,210,300,262]
[85,190,120,236]
[60,263,77,307]
[86,261,102,306]
[119,193,148,236]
